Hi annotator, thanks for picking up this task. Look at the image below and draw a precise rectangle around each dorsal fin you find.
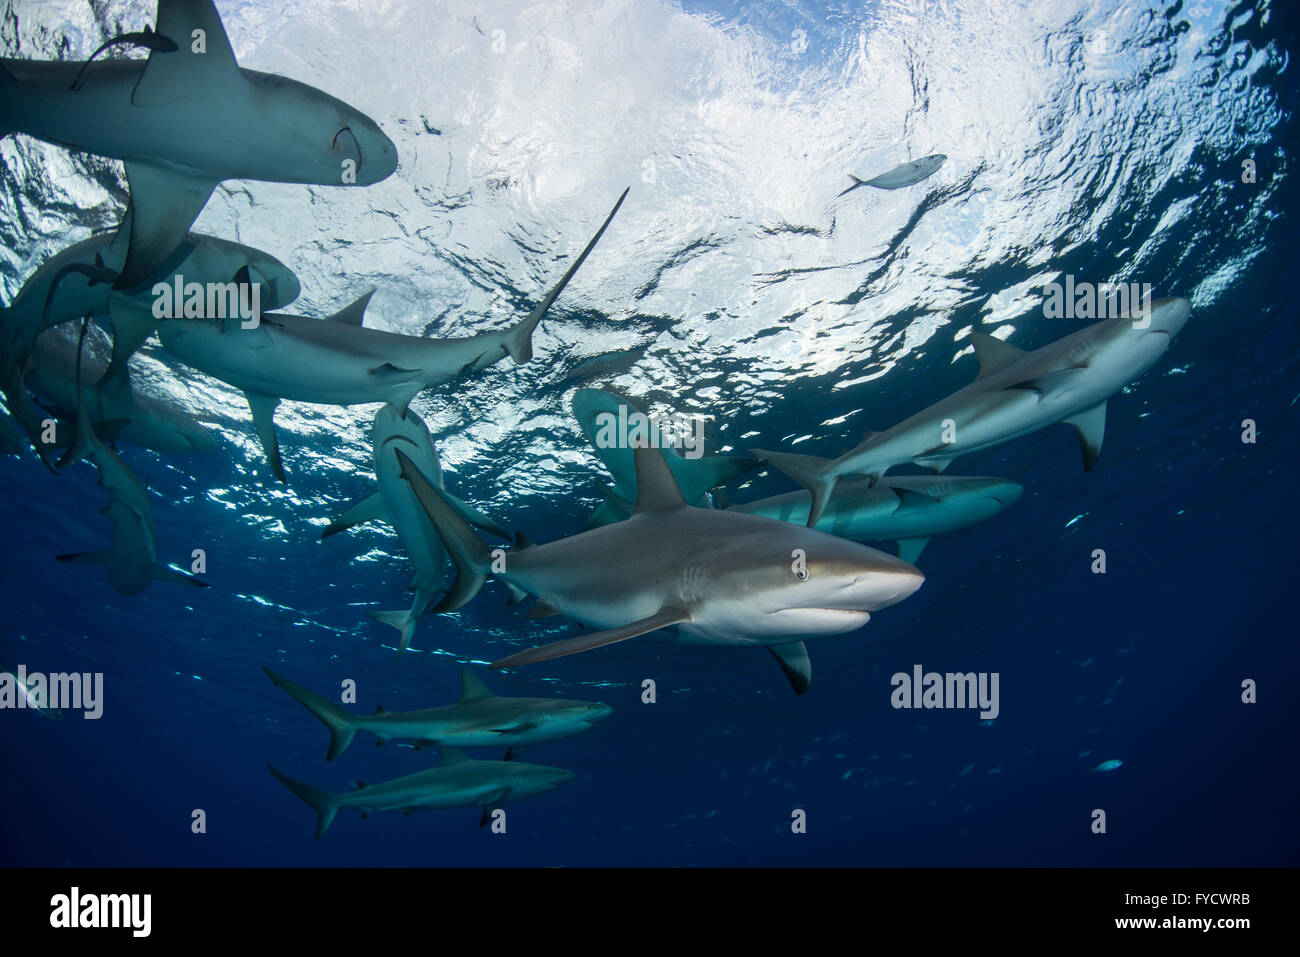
[459,668,493,702]
[440,746,470,766]
[132,0,240,108]
[513,532,535,550]
[969,332,1025,379]
[328,289,375,326]
[632,443,686,513]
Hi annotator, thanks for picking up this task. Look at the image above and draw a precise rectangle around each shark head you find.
[538,698,613,731]
[506,763,578,800]
[692,518,925,639]
[1096,296,1191,371]
[247,74,399,187]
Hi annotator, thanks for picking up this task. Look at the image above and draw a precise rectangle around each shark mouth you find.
[333,126,363,175]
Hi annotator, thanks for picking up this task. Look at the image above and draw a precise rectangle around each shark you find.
[158,189,627,482]
[322,405,511,652]
[0,0,397,289]
[26,327,220,455]
[268,749,577,839]
[54,320,207,595]
[397,441,924,694]
[0,229,297,466]
[599,474,1023,565]
[263,665,612,761]
[753,298,1192,526]
[838,154,947,196]
[571,387,759,528]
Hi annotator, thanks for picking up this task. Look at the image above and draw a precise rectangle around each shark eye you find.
[794,567,810,582]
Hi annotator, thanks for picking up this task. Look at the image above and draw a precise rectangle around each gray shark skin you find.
[753,298,1191,526]
[839,154,947,196]
[396,442,924,694]
[263,666,612,762]
[602,474,1023,565]
[0,229,297,466]
[158,189,627,483]
[26,329,219,455]
[0,0,397,289]
[54,322,207,595]
[268,748,576,839]
[572,386,759,528]
[322,405,511,652]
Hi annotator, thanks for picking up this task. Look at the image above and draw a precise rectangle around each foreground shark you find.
[754,298,1191,526]
[269,750,576,839]
[838,154,947,196]
[0,0,397,289]
[398,442,924,694]
[263,666,612,761]
[322,405,511,652]
[0,229,296,465]
[55,321,207,595]
[159,189,627,482]
[572,387,758,528]
[26,329,219,455]
[601,474,1023,565]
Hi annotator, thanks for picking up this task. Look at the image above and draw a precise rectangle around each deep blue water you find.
[1,0,1297,867]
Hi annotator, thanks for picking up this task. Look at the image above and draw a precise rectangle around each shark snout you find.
[1144,297,1191,338]
[585,703,614,723]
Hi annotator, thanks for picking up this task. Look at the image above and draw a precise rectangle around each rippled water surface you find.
[1,0,1296,866]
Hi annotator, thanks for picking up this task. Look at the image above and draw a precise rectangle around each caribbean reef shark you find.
[263,665,611,761]
[54,321,207,595]
[322,405,511,652]
[0,229,296,466]
[572,387,758,528]
[754,297,1191,526]
[158,189,627,482]
[269,749,576,839]
[0,0,397,289]
[26,328,219,455]
[600,474,1023,565]
[838,154,947,195]
[398,442,923,694]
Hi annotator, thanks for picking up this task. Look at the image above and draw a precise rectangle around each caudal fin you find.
[503,188,628,364]
[394,449,495,613]
[267,764,339,841]
[750,448,839,527]
[367,608,418,655]
[263,667,359,761]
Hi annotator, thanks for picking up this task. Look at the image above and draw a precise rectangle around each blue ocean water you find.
[1,0,1297,867]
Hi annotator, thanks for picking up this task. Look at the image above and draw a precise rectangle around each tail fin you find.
[666,453,759,504]
[394,449,494,613]
[367,608,418,655]
[263,667,359,761]
[750,448,840,527]
[837,174,867,197]
[503,187,628,364]
[267,764,339,841]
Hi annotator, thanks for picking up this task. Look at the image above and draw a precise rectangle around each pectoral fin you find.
[440,488,512,540]
[767,641,812,695]
[102,298,158,387]
[490,606,691,670]
[896,537,930,564]
[490,720,538,734]
[1064,401,1107,472]
[152,563,209,588]
[245,392,285,483]
[321,492,389,538]
[116,163,217,290]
